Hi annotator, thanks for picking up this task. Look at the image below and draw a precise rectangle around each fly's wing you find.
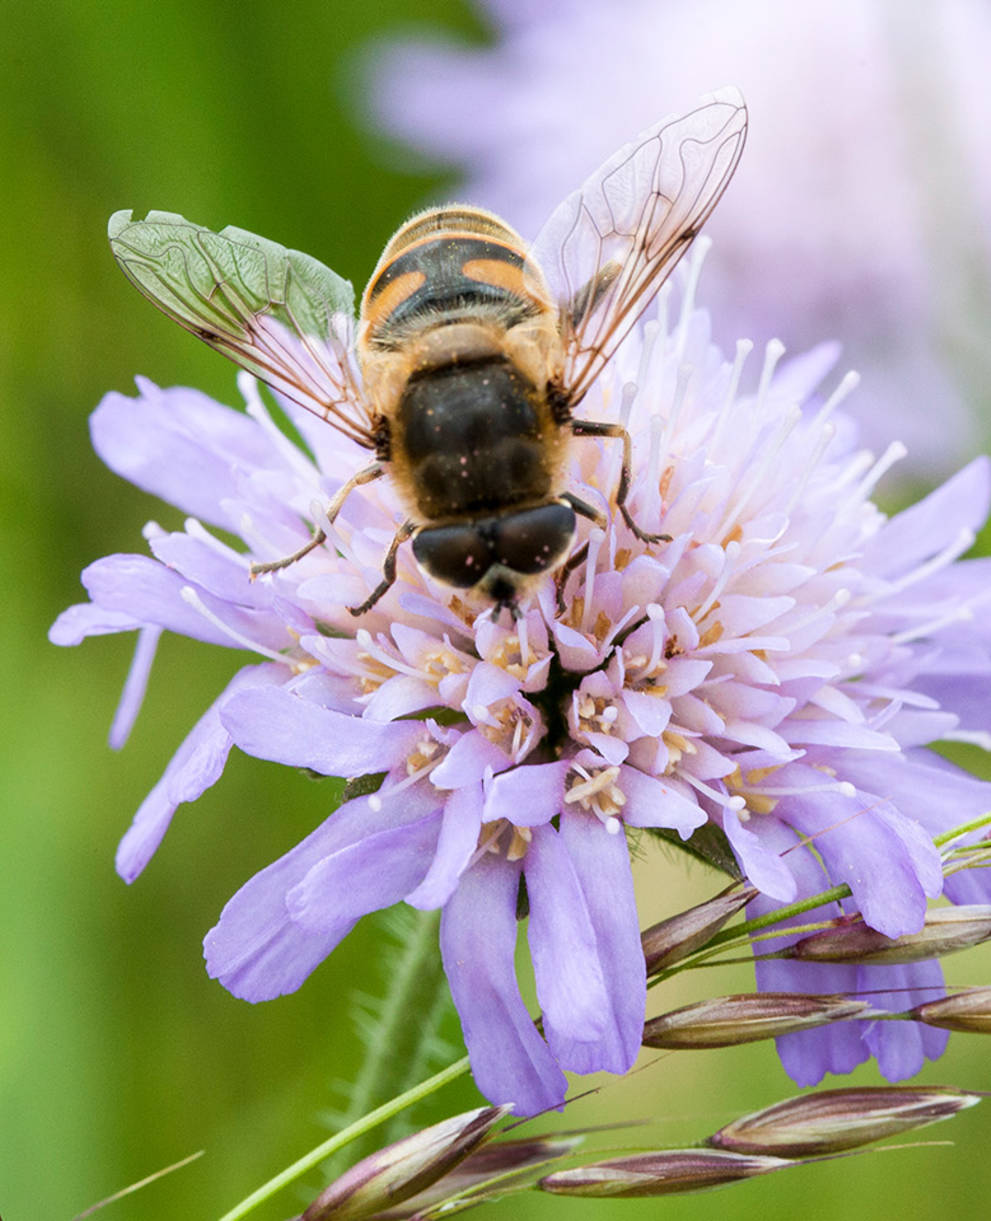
[527,87,747,407]
[108,210,375,448]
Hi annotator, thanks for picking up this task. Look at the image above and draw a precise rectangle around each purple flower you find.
[364,0,991,476]
[52,245,991,1111]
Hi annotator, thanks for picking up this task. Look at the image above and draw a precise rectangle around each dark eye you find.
[491,503,576,575]
[412,524,491,588]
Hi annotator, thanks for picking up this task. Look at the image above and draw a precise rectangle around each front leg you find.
[570,419,671,544]
[348,519,417,616]
[250,461,385,577]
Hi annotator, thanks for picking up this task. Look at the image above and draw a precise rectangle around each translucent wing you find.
[528,87,748,407]
[108,210,375,448]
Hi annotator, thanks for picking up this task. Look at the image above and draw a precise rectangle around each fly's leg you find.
[554,493,605,614]
[555,542,589,615]
[570,420,671,544]
[250,462,384,577]
[348,519,417,616]
[567,261,622,328]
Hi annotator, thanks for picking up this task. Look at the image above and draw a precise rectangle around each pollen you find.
[421,643,468,685]
[726,766,779,815]
[476,819,532,862]
[478,699,536,759]
[565,764,626,822]
[406,736,443,776]
[662,730,698,771]
[355,648,399,695]
[577,693,619,735]
[489,632,537,679]
[698,619,725,648]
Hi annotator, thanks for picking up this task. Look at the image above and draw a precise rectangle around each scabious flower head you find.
[51,242,991,1113]
[364,0,991,474]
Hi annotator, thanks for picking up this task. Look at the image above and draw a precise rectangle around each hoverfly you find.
[109,88,746,616]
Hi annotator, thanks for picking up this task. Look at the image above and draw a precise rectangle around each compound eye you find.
[412,524,491,588]
[492,503,576,575]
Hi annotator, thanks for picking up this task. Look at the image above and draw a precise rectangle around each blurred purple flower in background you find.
[364,0,991,474]
[51,234,991,1108]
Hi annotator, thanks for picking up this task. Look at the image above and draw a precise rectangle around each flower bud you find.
[303,1105,510,1221]
[642,992,869,1049]
[539,1149,790,1197]
[911,987,991,1033]
[709,1085,981,1157]
[784,906,991,965]
[642,886,758,974]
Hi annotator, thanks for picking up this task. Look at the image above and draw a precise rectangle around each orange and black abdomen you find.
[361,206,542,349]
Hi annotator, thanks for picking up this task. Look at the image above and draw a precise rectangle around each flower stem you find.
[216,1054,471,1221]
[216,908,470,1221]
[338,908,452,1159]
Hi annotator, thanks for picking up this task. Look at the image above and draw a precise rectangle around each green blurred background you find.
[2,2,989,1219]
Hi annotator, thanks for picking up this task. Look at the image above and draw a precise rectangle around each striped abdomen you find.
[360,205,549,350]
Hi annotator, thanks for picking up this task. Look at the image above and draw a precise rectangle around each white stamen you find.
[755,339,786,425]
[709,339,753,455]
[311,498,368,573]
[875,527,977,599]
[239,371,322,481]
[376,752,445,804]
[657,363,692,461]
[696,539,740,621]
[646,408,665,499]
[890,603,974,645]
[353,628,420,681]
[813,369,860,428]
[757,779,858,799]
[178,585,289,663]
[516,617,530,671]
[675,237,711,357]
[618,380,639,436]
[852,441,908,502]
[716,403,803,540]
[581,529,605,635]
[182,518,249,566]
[681,771,747,811]
[634,321,661,405]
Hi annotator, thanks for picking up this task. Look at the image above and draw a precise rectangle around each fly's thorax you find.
[388,355,565,521]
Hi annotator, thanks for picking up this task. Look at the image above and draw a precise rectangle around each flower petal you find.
[860,960,950,1081]
[287,811,443,932]
[115,664,284,882]
[90,380,281,529]
[620,766,706,838]
[406,783,485,910]
[554,813,644,1074]
[440,853,567,1116]
[779,791,937,936]
[524,823,609,1057]
[482,762,567,826]
[220,684,426,775]
[205,786,441,1001]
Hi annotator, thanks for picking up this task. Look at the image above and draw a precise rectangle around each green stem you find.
[334,909,449,1163]
[217,1054,471,1221]
[216,908,468,1221]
